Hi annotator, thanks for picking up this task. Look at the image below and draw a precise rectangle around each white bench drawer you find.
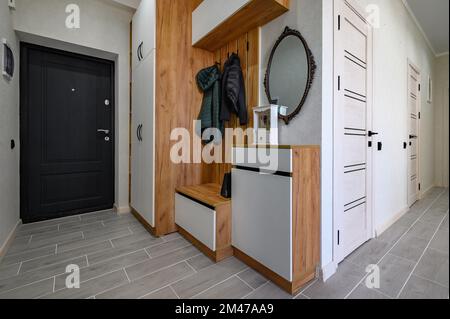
[175,194,216,251]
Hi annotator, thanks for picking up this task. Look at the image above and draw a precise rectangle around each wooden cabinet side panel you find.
[154,0,214,236]
[215,204,232,251]
[292,147,321,282]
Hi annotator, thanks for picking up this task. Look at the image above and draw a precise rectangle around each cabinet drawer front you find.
[132,0,156,70]
[175,194,216,251]
[232,147,292,173]
[232,168,292,281]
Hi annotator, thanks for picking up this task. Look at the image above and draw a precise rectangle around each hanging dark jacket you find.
[221,53,248,125]
[196,65,223,142]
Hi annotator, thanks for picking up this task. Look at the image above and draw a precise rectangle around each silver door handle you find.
[97,129,110,134]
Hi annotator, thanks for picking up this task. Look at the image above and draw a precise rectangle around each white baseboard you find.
[0,220,21,262]
[375,206,409,237]
[320,261,337,282]
[114,204,131,215]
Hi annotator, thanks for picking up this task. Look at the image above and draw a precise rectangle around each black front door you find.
[20,43,114,223]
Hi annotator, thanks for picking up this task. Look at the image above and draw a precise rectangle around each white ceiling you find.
[405,0,449,55]
[111,0,141,10]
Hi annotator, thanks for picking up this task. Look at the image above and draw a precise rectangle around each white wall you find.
[434,54,449,187]
[0,0,20,252]
[12,0,133,213]
[352,0,436,234]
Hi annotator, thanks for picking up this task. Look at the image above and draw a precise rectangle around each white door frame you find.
[332,0,375,265]
[407,59,421,206]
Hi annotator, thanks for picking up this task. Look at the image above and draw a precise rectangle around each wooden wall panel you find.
[210,28,260,185]
[155,0,214,236]
[153,0,260,235]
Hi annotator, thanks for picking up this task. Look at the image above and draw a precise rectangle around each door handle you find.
[97,129,110,134]
[137,125,141,142]
[368,131,379,137]
[137,42,144,61]
[139,124,143,142]
[409,135,418,139]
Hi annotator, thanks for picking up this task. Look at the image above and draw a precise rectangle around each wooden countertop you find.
[176,184,230,208]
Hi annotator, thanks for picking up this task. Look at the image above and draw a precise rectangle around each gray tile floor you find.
[0,188,448,299]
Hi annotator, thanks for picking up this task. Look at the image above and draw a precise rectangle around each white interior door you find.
[334,0,373,263]
[407,62,420,207]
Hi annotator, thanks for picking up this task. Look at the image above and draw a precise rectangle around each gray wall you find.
[259,0,322,146]
[0,0,20,251]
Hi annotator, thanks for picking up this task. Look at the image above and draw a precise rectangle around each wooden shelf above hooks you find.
[192,0,290,52]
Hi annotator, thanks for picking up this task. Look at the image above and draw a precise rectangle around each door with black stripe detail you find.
[407,61,420,207]
[20,43,114,223]
[334,0,374,263]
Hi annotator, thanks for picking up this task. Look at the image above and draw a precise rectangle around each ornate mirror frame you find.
[264,27,317,125]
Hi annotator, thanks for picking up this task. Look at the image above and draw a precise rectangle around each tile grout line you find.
[123,268,131,283]
[51,253,153,294]
[146,243,193,259]
[184,260,199,274]
[0,254,92,296]
[413,273,449,289]
[427,245,450,256]
[4,250,57,267]
[235,274,256,292]
[135,270,197,299]
[395,210,449,298]
[19,241,116,275]
[0,277,55,298]
[45,269,128,298]
[241,281,270,299]
[343,188,447,299]
[294,278,318,299]
[169,285,181,299]
[16,262,22,276]
[131,259,198,283]
[96,261,197,299]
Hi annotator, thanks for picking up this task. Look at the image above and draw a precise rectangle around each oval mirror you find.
[264,27,316,124]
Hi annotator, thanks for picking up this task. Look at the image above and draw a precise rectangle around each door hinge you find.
[338,76,341,91]
[338,15,341,30]
[418,84,421,92]
[419,183,421,191]
[418,112,421,119]
[337,230,340,246]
